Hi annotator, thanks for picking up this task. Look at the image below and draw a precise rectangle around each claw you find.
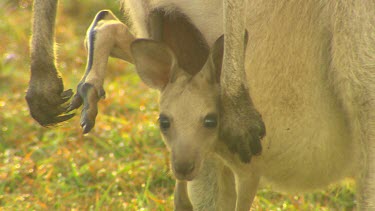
[67,93,83,112]
[80,109,97,134]
[49,113,76,126]
[80,104,97,134]
[249,120,265,156]
[26,89,75,126]
[81,121,94,134]
[61,89,73,100]
[237,138,252,163]
[249,136,262,156]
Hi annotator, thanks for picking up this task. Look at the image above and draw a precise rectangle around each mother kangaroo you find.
[26,0,375,210]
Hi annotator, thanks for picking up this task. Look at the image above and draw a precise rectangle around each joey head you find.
[130,35,262,180]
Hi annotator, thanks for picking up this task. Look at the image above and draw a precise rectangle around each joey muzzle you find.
[171,145,201,181]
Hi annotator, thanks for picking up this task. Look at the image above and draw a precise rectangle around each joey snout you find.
[171,147,202,181]
[173,160,196,180]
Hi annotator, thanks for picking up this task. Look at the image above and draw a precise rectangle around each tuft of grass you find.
[0,1,355,210]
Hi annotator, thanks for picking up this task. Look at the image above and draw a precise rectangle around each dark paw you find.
[68,83,104,134]
[220,86,265,163]
[26,76,75,126]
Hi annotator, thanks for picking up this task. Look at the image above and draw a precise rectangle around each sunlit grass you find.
[0,1,355,210]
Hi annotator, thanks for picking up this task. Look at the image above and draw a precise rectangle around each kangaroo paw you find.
[220,85,265,163]
[26,72,75,126]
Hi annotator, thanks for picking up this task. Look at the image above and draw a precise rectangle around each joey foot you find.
[68,83,105,134]
[26,70,74,126]
[220,85,265,163]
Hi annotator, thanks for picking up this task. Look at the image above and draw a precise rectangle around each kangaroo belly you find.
[250,71,359,192]
[174,0,361,190]
[176,0,361,190]
[244,2,360,191]
[250,69,358,192]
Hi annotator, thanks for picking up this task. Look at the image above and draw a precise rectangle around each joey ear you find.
[208,30,249,82]
[130,39,177,90]
[194,34,224,84]
[211,34,224,78]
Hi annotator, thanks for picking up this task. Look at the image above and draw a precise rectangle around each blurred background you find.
[0,0,356,210]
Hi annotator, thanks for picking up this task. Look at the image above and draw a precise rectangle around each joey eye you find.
[204,114,218,128]
[158,114,170,131]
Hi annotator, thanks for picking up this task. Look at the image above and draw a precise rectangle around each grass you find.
[0,1,356,210]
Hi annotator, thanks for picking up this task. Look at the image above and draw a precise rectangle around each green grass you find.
[0,1,355,210]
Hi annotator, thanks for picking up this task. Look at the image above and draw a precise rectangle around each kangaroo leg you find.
[68,10,135,133]
[216,142,260,211]
[233,170,259,211]
[175,161,237,211]
[330,1,375,209]
[186,157,225,211]
[26,0,74,126]
[216,165,237,211]
[174,180,193,211]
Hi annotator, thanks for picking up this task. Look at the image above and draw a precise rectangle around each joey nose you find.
[174,161,195,176]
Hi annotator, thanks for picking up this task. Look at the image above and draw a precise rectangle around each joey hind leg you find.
[68,10,135,133]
